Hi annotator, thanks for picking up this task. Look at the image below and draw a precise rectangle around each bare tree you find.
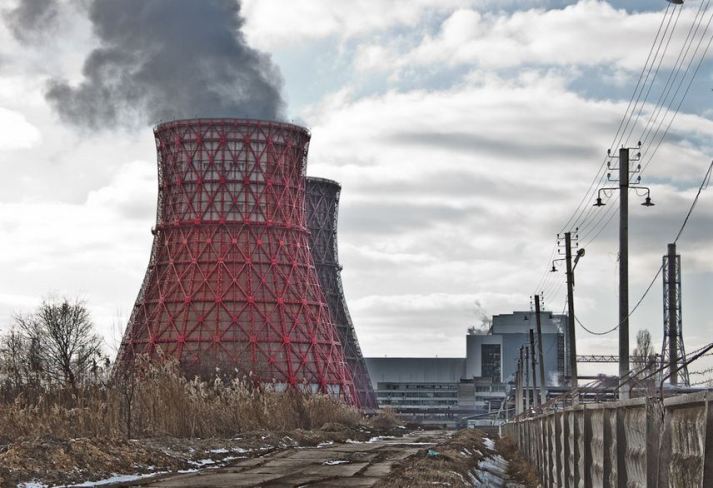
[632,329,656,392]
[0,328,28,389]
[15,299,103,388]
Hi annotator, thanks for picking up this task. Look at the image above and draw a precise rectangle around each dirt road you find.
[137,430,449,487]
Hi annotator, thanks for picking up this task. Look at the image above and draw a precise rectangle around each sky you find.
[1,0,713,379]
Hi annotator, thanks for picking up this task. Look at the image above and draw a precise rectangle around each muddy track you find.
[128,431,450,488]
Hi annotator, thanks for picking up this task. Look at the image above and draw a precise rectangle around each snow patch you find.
[368,435,396,443]
[189,458,216,466]
[472,454,509,487]
[59,472,168,487]
[322,459,349,465]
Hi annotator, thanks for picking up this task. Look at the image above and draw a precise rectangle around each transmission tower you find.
[661,242,690,386]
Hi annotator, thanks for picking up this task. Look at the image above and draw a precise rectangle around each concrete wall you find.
[502,391,713,488]
[364,357,465,387]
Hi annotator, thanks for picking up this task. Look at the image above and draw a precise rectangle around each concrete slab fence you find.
[501,391,713,487]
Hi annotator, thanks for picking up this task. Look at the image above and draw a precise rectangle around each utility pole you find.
[619,147,630,399]
[564,232,578,392]
[594,143,653,400]
[529,328,540,408]
[516,350,523,415]
[525,345,531,411]
[667,242,678,385]
[535,294,547,406]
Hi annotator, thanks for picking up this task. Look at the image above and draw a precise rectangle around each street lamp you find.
[593,144,656,400]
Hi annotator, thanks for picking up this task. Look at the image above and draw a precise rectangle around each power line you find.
[639,0,710,149]
[534,3,681,295]
[570,4,682,235]
[555,3,676,239]
[562,3,713,252]
[574,160,713,336]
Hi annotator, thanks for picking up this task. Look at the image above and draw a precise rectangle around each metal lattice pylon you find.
[115,119,357,404]
[305,177,378,409]
[661,243,690,386]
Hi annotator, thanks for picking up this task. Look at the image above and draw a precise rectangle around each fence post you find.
[555,411,564,487]
[703,392,713,487]
[603,408,612,488]
[646,397,663,487]
[564,410,572,488]
[544,416,552,488]
[544,414,555,488]
[584,404,593,488]
[616,406,627,488]
[574,407,581,488]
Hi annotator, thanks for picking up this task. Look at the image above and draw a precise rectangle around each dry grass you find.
[496,435,541,487]
[368,408,401,431]
[0,358,363,441]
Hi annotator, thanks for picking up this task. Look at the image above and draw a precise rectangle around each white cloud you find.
[300,67,713,356]
[356,2,705,73]
[3,0,713,362]
[241,0,470,49]
[0,107,40,150]
[0,160,156,344]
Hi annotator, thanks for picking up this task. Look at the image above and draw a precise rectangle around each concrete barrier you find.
[502,391,713,487]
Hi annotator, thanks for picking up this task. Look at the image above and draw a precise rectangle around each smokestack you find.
[116,118,356,403]
[305,177,378,409]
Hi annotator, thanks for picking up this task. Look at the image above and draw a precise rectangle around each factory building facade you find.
[365,311,567,426]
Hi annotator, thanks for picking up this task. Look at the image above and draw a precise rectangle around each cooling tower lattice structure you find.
[116,118,356,404]
[305,178,378,409]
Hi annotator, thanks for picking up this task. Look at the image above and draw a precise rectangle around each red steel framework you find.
[116,118,356,404]
[305,177,378,409]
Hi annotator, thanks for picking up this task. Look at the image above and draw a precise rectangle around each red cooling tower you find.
[305,178,378,409]
[116,118,356,403]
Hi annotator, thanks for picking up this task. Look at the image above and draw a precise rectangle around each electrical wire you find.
[639,0,710,149]
[534,3,681,295]
[571,3,683,235]
[572,2,712,247]
[640,2,713,174]
[574,160,713,335]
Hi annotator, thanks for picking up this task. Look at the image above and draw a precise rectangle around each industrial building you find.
[365,310,568,426]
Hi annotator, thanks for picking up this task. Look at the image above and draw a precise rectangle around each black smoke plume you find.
[3,0,59,44]
[46,0,285,129]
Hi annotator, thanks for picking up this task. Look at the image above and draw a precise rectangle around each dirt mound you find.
[0,436,187,487]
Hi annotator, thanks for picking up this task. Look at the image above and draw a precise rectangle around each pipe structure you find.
[115,118,357,404]
[305,177,378,409]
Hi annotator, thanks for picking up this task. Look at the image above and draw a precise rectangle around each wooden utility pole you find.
[535,294,547,405]
[529,328,540,408]
[565,231,578,391]
[619,147,630,400]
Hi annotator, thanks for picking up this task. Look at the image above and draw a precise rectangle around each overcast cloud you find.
[1,0,713,377]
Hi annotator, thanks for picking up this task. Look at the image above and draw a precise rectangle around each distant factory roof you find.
[364,357,466,387]
[491,311,565,335]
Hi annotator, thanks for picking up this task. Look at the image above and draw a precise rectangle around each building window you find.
[482,344,501,382]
